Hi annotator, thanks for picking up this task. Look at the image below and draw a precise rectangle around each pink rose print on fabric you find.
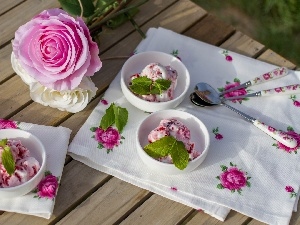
[212,127,223,140]
[217,78,250,104]
[285,186,297,198]
[171,50,181,61]
[100,98,108,105]
[170,186,178,191]
[216,162,251,194]
[93,127,123,152]
[90,103,128,153]
[272,126,300,153]
[33,171,59,200]
[220,50,233,62]
[0,119,20,129]
[290,95,300,107]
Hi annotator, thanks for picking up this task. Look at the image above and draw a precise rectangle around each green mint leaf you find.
[0,138,7,147]
[144,136,174,158]
[100,103,115,130]
[129,77,171,95]
[129,76,152,95]
[113,105,128,133]
[151,79,171,95]
[169,139,189,170]
[2,146,15,176]
[58,0,95,17]
[144,136,189,170]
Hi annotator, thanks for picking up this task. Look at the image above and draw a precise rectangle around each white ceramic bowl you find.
[121,51,190,112]
[136,110,210,175]
[0,129,46,198]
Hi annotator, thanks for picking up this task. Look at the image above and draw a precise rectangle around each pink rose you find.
[285,186,294,193]
[0,119,18,129]
[215,133,223,140]
[223,82,247,99]
[220,167,247,190]
[225,55,232,62]
[277,131,300,153]
[294,100,300,107]
[268,126,276,132]
[263,73,271,80]
[95,127,121,149]
[36,174,58,199]
[12,8,102,91]
[274,87,283,93]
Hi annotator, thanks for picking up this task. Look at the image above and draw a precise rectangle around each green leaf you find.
[144,136,172,158]
[58,0,95,17]
[170,140,189,170]
[2,146,15,176]
[90,127,97,132]
[129,77,171,95]
[220,165,228,171]
[144,136,189,170]
[100,103,115,130]
[129,76,152,95]
[113,105,128,133]
[0,138,7,147]
[217,184,224,189]
[152,79,172,95]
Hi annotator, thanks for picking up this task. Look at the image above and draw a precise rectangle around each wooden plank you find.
[0,0,23,16]
[0,0,60,46]
[0,160,112,225]
[56,178,151,225]
[257,49,296,69]
[0,43,14,83]
[120,194,192,225]
[0,76,31,119]
[98,0,177,51]
[220,31,265,57]
[184,14,235,46]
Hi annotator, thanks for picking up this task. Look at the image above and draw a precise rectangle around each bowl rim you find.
[136,109,210,169]
[0,128,47,191]
[120,51,191,106]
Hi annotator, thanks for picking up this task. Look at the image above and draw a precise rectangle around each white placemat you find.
[69,27,300,225]
[0,119,71,219]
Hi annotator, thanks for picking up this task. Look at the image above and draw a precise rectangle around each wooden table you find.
[0,0,299,224]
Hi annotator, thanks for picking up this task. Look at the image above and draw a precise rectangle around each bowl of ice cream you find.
[0,129,46,198]
[121,51,190,112]
[136,110,210,175]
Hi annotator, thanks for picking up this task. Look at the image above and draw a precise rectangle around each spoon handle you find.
[223,83,300,100]
[220,67,289,96]
[222,102,297,148]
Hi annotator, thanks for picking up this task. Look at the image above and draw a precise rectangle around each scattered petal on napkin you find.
[69,27,300,225]
[0,119,71,219]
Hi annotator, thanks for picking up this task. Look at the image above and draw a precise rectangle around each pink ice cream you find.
[130,63,178,102]
[0,139,40,188]
[148,118,200,163]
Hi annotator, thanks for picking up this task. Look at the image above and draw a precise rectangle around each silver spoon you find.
[192,83,298,148]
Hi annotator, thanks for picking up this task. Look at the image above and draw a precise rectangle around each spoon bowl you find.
[192,82,298,148]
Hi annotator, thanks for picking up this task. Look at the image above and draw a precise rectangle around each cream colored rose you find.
[11,52,97,113]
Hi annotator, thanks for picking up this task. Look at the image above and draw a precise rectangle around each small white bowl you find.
[121,51,190,112]
[136,110,210,175]
[0,129,46,198]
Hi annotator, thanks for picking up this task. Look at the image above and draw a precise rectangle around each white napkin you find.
[68,27,300,225]
[0,120,71,219]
